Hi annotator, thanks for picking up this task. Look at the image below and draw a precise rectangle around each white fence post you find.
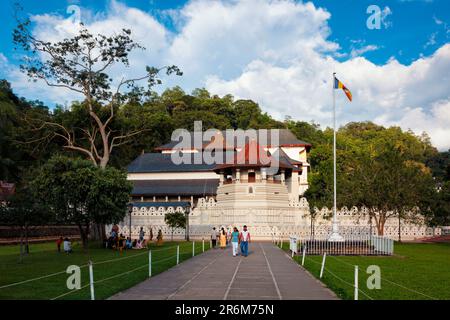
[302,246,306,266]
[354,265,359,300]
[320,252,327,278]
[176,245,180,265]
[148,250,152,277]
[88,261,95,300]
[202,238,205,252]
[192,241,195,257]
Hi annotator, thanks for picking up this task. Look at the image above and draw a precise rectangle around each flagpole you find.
[333,72,337,227]
[329,72,344,242]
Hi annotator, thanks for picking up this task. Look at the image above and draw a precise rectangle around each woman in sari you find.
[219,228,227,249]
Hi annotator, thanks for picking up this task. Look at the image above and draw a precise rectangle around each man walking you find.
[239,225,251,257]
[211,227,218,249]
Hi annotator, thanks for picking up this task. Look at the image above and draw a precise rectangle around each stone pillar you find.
[291,171,300,199]
[236,168,241,183]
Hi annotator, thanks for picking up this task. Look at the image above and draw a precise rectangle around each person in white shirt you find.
[63,237,72,253]
[211,227,218,249]
[239,225,251,257]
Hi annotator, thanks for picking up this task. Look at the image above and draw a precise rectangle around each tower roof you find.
[214,140,299,171]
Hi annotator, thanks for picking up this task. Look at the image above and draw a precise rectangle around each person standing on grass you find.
[118,233,125,254]
[63,237,72,254]
[239,225,251,257]
[211,227,217,249]
[139,227,145,242]
[231,227,240,256]
[56,236,63,253]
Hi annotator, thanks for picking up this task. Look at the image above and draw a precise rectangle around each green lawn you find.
[281,242,450,300]
[0,239,210,300]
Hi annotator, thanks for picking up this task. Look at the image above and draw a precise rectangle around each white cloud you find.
[350,44,380,58]
[4,0,450,151]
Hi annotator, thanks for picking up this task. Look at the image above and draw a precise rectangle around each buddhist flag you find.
[334,76,352,102]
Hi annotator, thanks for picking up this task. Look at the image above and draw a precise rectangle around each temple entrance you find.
[248,172,256,183]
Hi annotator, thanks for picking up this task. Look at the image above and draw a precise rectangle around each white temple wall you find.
[113,197,441,241]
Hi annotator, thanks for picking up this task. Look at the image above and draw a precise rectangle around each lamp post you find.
[127,202,133,239]
[185,204,190,242]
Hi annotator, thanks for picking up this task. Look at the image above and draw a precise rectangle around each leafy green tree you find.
[305,122,438,236]
[339,142,435,236]
[425,182,450,227]
[164,212,186,241]
[0,184,51,262]
[286,120,326,147]
[30,156,132,248]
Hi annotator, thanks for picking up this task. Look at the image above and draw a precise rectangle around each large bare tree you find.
[13,19,182,168]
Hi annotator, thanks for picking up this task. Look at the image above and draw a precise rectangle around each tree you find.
[425,181,450,227]
[0,185,51,262]
[30,156,132,248]
[13,18,182,169]
[164,212,186,242]
[340,143,435,236]
[305,122,438,236]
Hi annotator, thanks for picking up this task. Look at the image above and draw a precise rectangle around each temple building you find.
[120,129,312,239]
[127,129,311,207]
[115,128,439,241]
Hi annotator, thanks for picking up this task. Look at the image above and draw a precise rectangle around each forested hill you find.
[0,80,448,183]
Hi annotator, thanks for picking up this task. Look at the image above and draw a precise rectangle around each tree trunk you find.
[25,223,29,254]
[376,217,386,236]
[19,228,24,264]
[91,223,105,241]
[78,224,89,250]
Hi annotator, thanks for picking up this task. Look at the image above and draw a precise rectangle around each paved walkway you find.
[110,242,337,300]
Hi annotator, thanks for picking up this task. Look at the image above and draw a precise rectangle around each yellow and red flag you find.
[334,76,352,102]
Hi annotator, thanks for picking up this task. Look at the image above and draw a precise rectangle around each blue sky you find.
[1,0,449,66]
[0,0,449,149]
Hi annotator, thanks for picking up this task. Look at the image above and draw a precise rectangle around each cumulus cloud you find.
[4,0,450,150]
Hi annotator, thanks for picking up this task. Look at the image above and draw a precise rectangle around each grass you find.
[280,241,450,300]
[0,239,210,300]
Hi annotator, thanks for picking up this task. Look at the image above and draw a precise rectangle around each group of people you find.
[56,237,73,253]
[105,226,163,252]
[211,225,251,257]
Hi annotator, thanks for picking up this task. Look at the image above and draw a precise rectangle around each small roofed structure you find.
[213,140,302,209]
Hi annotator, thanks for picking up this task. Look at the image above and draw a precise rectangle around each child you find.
[118,233,125,253]
[125,237,132,249]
